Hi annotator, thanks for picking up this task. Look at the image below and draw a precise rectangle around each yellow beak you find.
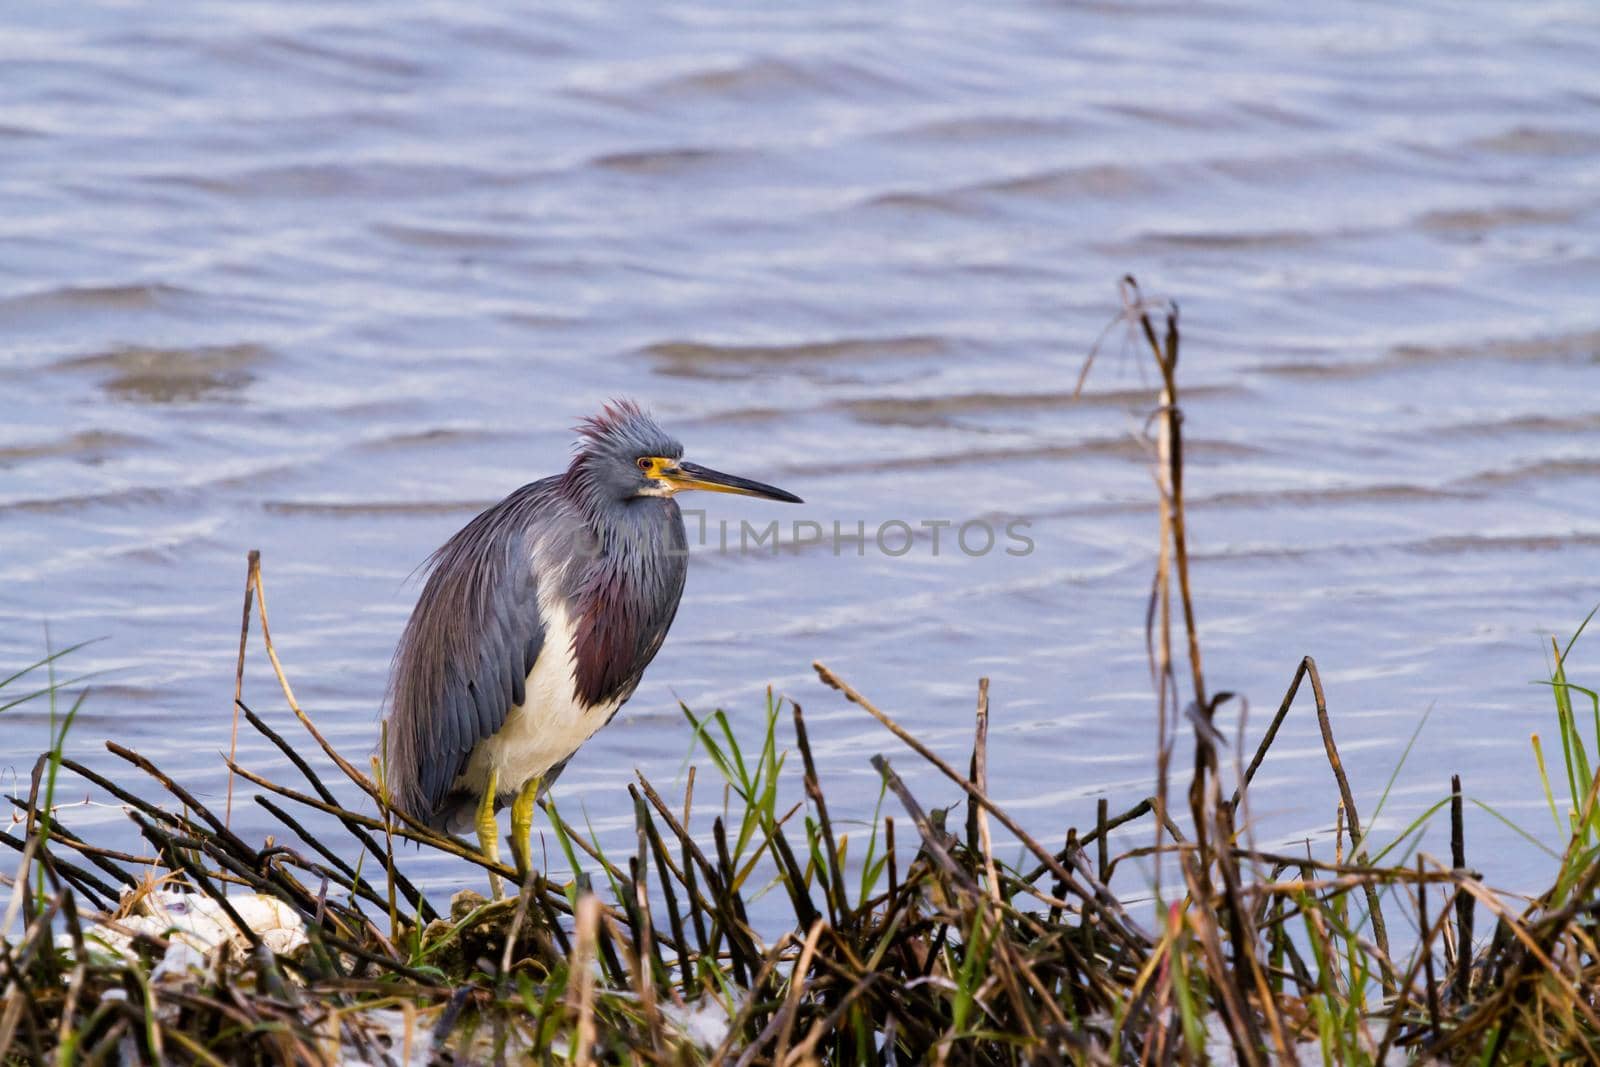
[657,460,802,503]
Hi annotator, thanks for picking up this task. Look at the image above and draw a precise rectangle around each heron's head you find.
[568,399,802,506]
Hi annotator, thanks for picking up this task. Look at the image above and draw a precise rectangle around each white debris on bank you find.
[335,1008,436,1067]
[60,889,307,971]
[661,993,737,1049]
[1201,1013,1411,1067]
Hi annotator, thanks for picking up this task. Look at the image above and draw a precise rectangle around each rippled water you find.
[4,2,1600,900]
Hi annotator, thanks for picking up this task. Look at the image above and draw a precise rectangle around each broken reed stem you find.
[771,919,825,1066]
[791,703,849,927]
[569,894,601,1067]
[1373,858,1460,1061]
[871,755,978,897]
[374,746,399,941]
[1085,277,1210,908]
[1451,773,1473,1002]
[1097,796,1109,884]
[225,549,258,830]
[1115,276,1208,715]
[1147,295,1179,908]
[1302,658,1394,989]
[1229,657,1309,812]
[972,678,1002,906]
[1417,857,1442,1044]
[1185,697,1277,1063]
[249,556,381,804]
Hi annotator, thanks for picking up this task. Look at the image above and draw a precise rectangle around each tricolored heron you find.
[383,400,800,887]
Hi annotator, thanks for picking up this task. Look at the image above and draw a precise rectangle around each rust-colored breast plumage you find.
[570,500,687,709]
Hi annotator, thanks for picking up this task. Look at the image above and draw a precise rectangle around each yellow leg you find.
[476,768,503,899]
[509,775,542,881]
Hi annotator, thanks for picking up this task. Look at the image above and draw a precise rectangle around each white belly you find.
[457,597,622,801]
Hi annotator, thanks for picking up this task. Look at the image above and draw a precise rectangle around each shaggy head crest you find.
[572,399,681,463]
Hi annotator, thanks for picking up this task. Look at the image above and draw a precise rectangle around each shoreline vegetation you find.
[5,279,1599,1064]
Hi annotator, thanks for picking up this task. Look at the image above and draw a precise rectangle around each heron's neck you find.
[598,495,685,568]
[567,495,688,707]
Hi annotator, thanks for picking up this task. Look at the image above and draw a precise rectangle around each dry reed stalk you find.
[793,704,849,927]
[249,557,381,804]
[569,893,601,1067]
[224,548,257,829]
[970,678,1002,908]
[772,918,826,1065]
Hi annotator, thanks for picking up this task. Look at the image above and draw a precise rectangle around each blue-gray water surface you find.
[4,1,1600,917]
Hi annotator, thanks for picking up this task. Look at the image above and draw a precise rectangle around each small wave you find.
[589,146,749,174]
[204,31,431,86]
[60,343,270,404]
[840,383,1246,426]
[371,221,526,251]
[858,190,992,217]
[1097,101,1241,132]
[1410,531,1600,555]
[1468,125,1600,158]
[634,54,919,104]
[970,162,1161,200]
[0,282,190,315]
[1204,147,1381,184]
[1193,484,1464,509]
[858,162,1164,217]
[1450,458,1600,490]
[641,335,949,378]
[1418,203,1581,233]
[1431,411,1600,437]
[0,487,177,515]
[150,160,493,200]
[1391,329,1600,365]
[800,436,1261,477]
[1254,327,1600,380]
[263,499,490,517]
[353,427,499,453]
[0,430,151,466]
[1133,228,1320,250]
[843,392,1081,427]
[650,55,825,99]
[883,113,1089,143]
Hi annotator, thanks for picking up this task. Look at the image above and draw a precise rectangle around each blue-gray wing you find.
[384,480,553,828]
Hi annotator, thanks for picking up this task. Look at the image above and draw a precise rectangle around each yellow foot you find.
[509,775,543,883]
[476,768,504,900]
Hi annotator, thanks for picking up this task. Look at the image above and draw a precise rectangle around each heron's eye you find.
[637,457,652,472]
